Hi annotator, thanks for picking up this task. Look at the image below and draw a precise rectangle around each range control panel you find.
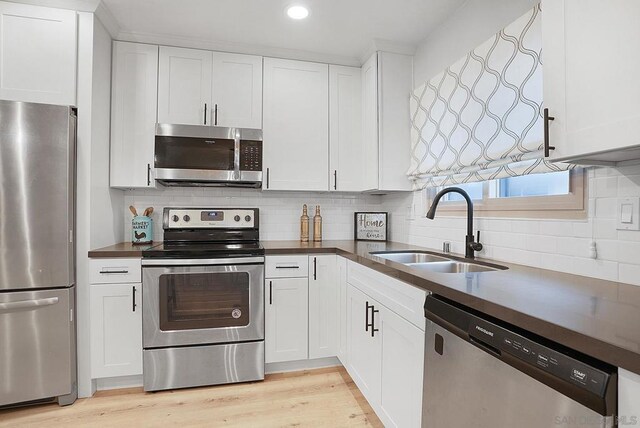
[164,208,258,229]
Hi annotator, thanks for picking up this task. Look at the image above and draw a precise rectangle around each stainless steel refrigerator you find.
[0,100,77,407]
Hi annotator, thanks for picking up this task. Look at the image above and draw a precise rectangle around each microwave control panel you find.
[240,141,262,171]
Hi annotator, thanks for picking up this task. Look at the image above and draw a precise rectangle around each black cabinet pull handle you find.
[365,301,372,332]
[99,270,129,274]
[214,104,218,125]
[147,163,151,186]
[269,281,273,305]
[266,168,270,189]
[204,103,207,125]
[275,265,299,269]
[334,170,337,190]
[371,306,379,337]
[132,285,137,312]
[544,108,555,157]
[313,257,317,280]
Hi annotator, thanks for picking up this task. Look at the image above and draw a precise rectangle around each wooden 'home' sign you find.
[354,212,388,241]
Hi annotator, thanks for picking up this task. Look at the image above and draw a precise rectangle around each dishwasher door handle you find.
[469,336,501,357]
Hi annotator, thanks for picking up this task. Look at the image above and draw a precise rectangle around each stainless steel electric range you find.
[141,207,264,392]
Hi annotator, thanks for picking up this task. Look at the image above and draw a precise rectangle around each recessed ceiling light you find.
[287,5,309,20]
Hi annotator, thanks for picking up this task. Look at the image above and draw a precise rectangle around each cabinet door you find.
[265,277,309,363]
[110,42,158,189]
[158,46,212,125]
[0,2,77,105]
[329,65,364,192]
[309,255,338,359]
[361,53,379,191]
[619,368,640,423]
[379,308,424,428]
[346,284,381,403]
[212,52,262,128]
[90,283,142,378]
[263,58,329,191]
[377,52,413,191]
[543,0,640,162]
[336,256,348,365]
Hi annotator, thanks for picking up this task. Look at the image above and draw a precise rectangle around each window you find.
[431,169,586,219]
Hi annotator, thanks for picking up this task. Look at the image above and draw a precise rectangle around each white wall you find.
[413,0,539,85]
[397,0,640,287]
[123,189,381,242]
[76,13,124,398]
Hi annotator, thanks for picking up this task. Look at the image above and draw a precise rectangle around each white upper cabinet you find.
[0,2,77,106]
[158,46,212,125]
[543,0,640,164]
[212,52,262,129]
[263,58,329,191]
[361,54,379,191]
[361,52,413,192]
[110,42,158,189]
[158,48,262,128]
[329,65,364,192]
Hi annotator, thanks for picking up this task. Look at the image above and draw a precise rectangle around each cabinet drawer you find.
[265,255,309,278]
[90,258,142,284]
[347,261,426,330]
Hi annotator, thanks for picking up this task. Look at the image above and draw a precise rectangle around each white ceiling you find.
[101,0,466,64]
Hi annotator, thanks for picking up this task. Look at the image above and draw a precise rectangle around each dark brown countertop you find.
[89,239,640,373]
[264,240,640,374]
[88,242,159,258]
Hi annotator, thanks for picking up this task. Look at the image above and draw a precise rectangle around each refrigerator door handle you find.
[0,297,59,314]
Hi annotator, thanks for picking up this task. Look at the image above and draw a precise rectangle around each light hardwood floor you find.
[0,367,383,427]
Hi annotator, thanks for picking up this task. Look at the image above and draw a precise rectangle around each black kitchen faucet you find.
[426,187,483,259]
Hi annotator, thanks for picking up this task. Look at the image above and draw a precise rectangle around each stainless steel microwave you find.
[154,124,262,187]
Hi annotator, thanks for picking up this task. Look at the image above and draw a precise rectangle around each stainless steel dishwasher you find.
[423,295,617,428]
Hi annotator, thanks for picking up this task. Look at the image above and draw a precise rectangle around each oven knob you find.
[234,215,241,222]
[183,215,190,222]
[245,215,252,222]
[172,215,179,222]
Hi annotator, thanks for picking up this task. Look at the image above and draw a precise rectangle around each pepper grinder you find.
[300,204,310,242]
[313,205,322,242]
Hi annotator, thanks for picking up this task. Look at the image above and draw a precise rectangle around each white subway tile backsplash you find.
[124,188,382,243]
[383,165,640,286]
[619,263,640,286]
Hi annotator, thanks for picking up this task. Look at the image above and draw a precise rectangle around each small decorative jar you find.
[131,215,153,244]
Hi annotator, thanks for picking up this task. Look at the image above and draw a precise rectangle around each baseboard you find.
[95,375,143,391]
[265,356,341,374]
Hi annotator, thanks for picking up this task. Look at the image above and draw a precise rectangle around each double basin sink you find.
[370,251,507,274]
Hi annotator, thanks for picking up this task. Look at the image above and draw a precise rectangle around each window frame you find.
[425,169,587,219]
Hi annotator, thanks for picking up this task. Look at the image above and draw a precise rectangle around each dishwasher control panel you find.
[426,295,615,400]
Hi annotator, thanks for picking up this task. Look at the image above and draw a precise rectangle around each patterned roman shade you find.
[408,5,572,189]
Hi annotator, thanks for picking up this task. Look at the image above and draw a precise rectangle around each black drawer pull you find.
[99,270,129,274]
[275,266,299,269]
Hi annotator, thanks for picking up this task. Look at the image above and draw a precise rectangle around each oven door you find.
[142,257,264,348]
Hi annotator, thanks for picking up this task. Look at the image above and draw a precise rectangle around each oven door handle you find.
[142,257,264,266]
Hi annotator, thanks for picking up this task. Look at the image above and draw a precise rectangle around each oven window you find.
[155,136,235,170]
[158,272,250,330]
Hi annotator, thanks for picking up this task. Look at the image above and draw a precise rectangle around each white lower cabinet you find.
[265,254,338,364]
[308,255,338,359]
[379,307,424,428]
[265,277,309,363]
[347,284,382,401]
[90,283,142,378]
[337,256,348,364]
[619,368,640,423]
[346,263,425,428]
